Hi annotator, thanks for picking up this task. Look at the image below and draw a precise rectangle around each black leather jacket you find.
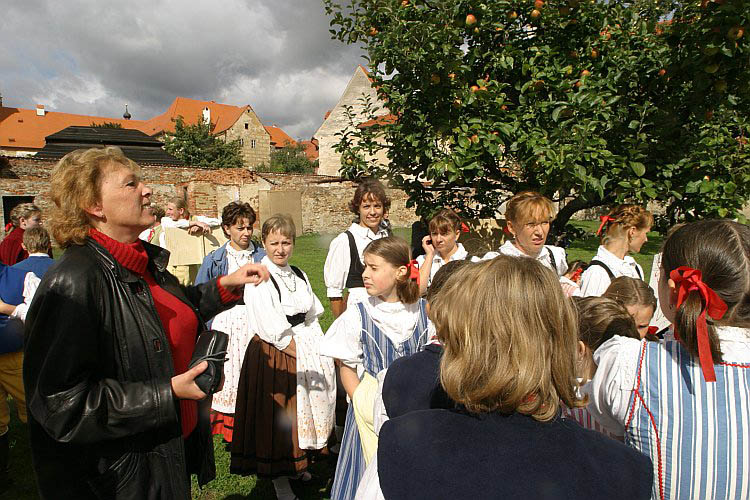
[23,238,236,499]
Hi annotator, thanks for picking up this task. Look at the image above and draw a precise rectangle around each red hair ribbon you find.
[4,222,12,232]
[569,267,584,283]
[460,222,470,233]
[647,326,659,337]
[407,259,420,285]
[503,225,512,236]
[670,266,728,382]
[596,215,616,236]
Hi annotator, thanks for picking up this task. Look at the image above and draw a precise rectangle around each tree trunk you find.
[550,196,599,240]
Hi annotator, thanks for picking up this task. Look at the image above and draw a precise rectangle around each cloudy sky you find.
[1,0,366,140]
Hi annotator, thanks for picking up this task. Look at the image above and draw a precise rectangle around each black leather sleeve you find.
[23,261,178,444]
[182,278,239,322]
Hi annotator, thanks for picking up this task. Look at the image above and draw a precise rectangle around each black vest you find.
[268,265,308,327]
[344,231,365,289]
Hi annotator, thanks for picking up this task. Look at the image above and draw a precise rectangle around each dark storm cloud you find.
[0,0,365,139]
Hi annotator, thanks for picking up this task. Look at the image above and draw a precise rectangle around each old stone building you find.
[313,66,391,176]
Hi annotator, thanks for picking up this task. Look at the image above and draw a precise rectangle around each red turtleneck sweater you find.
[89,228,239,437]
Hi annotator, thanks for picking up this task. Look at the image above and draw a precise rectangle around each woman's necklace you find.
[275,268,298,293]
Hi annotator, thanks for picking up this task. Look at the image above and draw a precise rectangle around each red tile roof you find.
[299,140,319,162]
[264,125,295,148]
[357,113,397,129]
[0,97,258,150]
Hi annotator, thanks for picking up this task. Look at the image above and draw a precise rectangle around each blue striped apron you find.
[625,339,750,500]
[330,299,429,500]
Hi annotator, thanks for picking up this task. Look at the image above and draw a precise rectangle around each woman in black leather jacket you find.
[23,147,269,500]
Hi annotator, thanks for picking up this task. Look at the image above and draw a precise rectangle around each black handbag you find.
[188,330,229,395]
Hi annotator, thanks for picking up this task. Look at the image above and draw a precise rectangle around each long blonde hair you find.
[431,256,583,420]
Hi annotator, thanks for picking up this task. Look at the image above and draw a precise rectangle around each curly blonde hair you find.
[431,255,584,420]
[49,147,141,248]
[600,204,653,244]
[9,202,41,228]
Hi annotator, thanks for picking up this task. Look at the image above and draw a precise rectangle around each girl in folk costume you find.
[562,296,640,440]
[195,202,266,442]
[230,215,335,499]
[416,208,468,295]
[580,204,653,297]
[321,237,430,500]
[604,276,658,340]
[588,220,750,500]
[0,203,43,266]
[481,191,569,276]
[324,179,390,319]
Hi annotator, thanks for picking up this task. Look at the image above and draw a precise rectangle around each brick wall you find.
[0,157,418,235]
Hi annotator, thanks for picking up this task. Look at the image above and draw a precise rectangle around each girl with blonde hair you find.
[0,203,42,265]
[580,204,653,296]
[371,256,652,499]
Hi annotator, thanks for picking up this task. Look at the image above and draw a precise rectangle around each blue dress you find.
[330,298,429,500]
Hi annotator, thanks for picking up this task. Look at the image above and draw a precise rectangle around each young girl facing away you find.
[560,259,588,297]
[416,208,468,295]
[195,202,266,442]
[321,236,430,500]
[604,276,658,340]
[562,296,640,440]
[324,179,391,319]
[588,220,750,500]
[369,256,652,500]
[0,203,43,266]
[580,204,653,297]
[230,215,336,500]
[481,191,568,277]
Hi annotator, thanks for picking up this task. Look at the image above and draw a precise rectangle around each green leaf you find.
[630,162,646,177]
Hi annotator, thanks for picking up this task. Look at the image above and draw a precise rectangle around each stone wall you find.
[0,157,418,236]
[219,107,271,169]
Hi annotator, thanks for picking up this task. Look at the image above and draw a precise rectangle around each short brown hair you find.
[363,237,419,304]
[221,202,257,237]
[9,202,41,227]
[573,296,640,351]
[151,205,166,221]
[432,256,583,420]
[348,178,391,215]
[22,226,51,254]
[428,208,462,235]
[49,147,141,248]
[600,204,653,243]
[661,220,750,364]
[604,276,657,312]
[505,191,555,224]
[262,214,296,242]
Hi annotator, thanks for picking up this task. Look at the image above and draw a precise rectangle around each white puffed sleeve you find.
[10,272,41,322]
[244,279,294,351]
[160,217,189,229]
[324,232,352,299]
[579,265,611,297]
[194,215,221,226]
[586,336,644,437]
[320,305,363,369]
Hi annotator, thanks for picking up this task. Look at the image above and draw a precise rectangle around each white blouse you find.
[415,243,468,287]
[580,245,645,297]
[586,326,750,437]
[324,223,388,302]
[320,296,422,370]
[244,256,324,351]
[480,240,568,276]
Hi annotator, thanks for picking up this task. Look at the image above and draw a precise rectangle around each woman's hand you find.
[421,235,435,257]
[188,221,211,235]
[171,362,208,400]
[222,263,270,291]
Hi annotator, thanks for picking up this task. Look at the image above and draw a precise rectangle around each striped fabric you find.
[561,405,622,441]
[330,299,430,500]
[625,339,750,500]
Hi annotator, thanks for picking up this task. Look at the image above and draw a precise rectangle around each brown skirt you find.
[230,336,308,478]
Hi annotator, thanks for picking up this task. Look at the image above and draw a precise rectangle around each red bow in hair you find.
[670,266,728,382]
[596,215,616,236]
[407,259,420,285]
[4,222,12,232]
[647,326,659,337]
[460,222,470,233]
[569,267,584,283]
[503,225,512,236]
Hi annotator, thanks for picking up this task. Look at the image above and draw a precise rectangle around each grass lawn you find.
[8,222,661,500]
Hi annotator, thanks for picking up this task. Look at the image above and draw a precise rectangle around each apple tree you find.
[324,0,749,234]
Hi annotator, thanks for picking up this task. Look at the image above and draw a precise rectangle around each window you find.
[244,123,249,130]
[251,139,256,149]
[239,138,244,147]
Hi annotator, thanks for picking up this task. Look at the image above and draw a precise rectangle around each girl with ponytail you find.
[321,236,429,499]
[580,204,653,296]
[587,220,750,500]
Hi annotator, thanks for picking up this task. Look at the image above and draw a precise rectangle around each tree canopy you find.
[258,143,317,174]
[325,0,749,232]
[163,116,244,168]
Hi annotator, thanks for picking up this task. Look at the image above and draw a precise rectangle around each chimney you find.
[0,93,3,107]
[202,107,210,125]
[36,104,45,116]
